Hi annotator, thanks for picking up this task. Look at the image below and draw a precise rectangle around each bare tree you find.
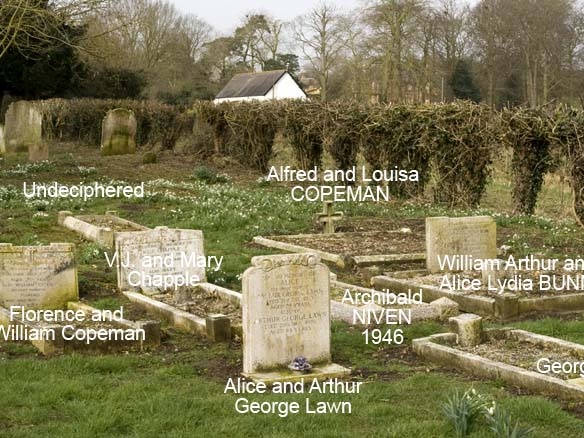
[365,0,426,103]
[294,2,346,101]
[0,0,105,60]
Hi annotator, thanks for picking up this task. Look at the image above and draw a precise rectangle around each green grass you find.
[2,322,584,437]
[3,146,584,436]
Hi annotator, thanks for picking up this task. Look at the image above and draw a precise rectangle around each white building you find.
[213,70,307,103]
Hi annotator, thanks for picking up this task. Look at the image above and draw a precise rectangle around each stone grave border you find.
[373,272,584,320]
[413,327,584,401]
[58,211,149,249]
[123,282,240,342]
[122,271,454,338]
[0,301,160,356]
[329,279,459,324]
[253,231,426,270]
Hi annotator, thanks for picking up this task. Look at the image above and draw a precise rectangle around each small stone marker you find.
[115,227,207,294]
[242,253,350,383]
[101,108,137,156]
[426,216,497,273]
[0,124,5,154]
[4,101,43,154]
[0,243,79,309]
[449,313,483,347]
[28,142,49,162]
[316,201,343,234]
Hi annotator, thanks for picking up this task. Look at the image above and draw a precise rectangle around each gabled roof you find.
[215,70,288,99]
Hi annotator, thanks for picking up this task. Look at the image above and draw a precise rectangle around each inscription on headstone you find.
[426,216,497,273]
[242,253,331,374]
[101,108,137,156]
[0,243,78,309]
[115,227,207,293]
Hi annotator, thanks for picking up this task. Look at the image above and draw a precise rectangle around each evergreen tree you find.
[449,59,482,103]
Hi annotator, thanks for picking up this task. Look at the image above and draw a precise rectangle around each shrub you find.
[223,101,279,173]
[501,106,554,215]
[142,152,158,164]
[38,98,191,149]
[192,166,230,184]
[423,101,497,207]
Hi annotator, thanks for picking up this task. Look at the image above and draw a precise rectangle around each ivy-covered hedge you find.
[39,98,192,149]
[35,97,584,219]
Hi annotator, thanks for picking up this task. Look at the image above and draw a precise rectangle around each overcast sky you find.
[170,0,362,33]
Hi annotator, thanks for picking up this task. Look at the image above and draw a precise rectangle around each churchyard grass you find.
[3,144,584,436]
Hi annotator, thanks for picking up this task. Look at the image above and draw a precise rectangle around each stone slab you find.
[0,243,78,309]
[101,108,137,156]
[115,226,207,292]
[242,253,332,375]
[0,124,5,154]
[4,101,42,154]
[243,363,351,385]
[426,216,496,273]
[28,142,49,162]
[58,211,149,249]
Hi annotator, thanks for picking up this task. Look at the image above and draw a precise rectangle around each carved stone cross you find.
[316,201,343,234]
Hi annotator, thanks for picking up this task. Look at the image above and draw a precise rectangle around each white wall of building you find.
[214,73,306,103]
[268,74,307,100]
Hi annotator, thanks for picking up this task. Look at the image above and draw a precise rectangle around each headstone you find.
[4,101,43,154]
[426,216,497,273]
[242,253,350,383]
[316,201,343,234]
[115,227,207,294]
[101,108,137,156]
[0,124,5,154]
[0,243,79,309]
[28,142,49,162]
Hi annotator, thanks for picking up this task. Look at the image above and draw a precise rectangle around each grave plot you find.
[0,243,160,355]
[374,216,584,320]
[59,210,149,249]
[123,284,239,342]
[329,278,459,325]
[413,314,584,401]
[253,204,426,269]
[117,227,241,342]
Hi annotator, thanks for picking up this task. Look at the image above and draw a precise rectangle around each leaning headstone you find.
[0,243,79,309]
[4,101,43,154]
[242,253,350,383]
[0,124,5,154]
[426,216,497,273]
[115,227,206,295]
[101,108,137,156]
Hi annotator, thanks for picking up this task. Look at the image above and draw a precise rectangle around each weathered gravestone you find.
[28,142,49,162]
[101,108,137,156]
[115,227,206,296]
[4,101,43,154]
[242,253,350,383]
[426,216,497,273]
[0,124,5,154]
[0,243,78,309]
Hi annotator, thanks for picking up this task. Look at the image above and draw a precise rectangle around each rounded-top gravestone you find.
[101,108,137,156]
